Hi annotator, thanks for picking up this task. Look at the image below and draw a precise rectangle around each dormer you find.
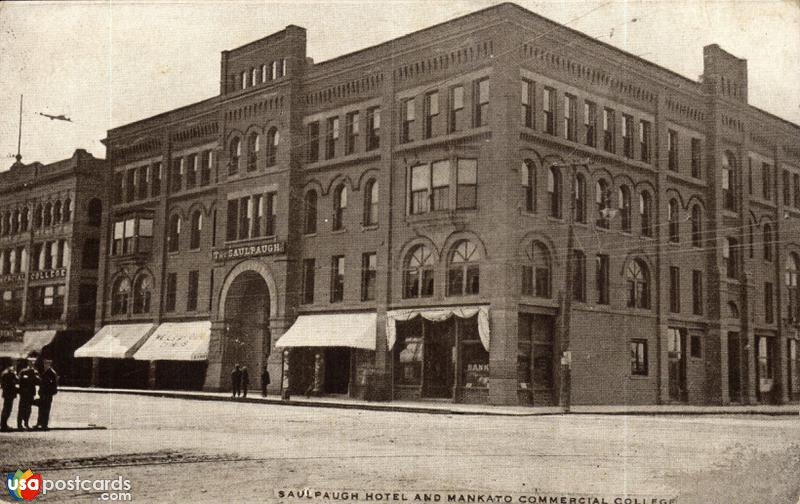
[702,44,748,104]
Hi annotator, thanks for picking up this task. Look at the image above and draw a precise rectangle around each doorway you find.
[324,347,351,395]
[223,271,271,391]
[727,331,742,403]
[422,321,455,398]
[668,328,687,402]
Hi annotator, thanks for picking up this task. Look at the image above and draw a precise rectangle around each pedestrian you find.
[231,364,241,398]
[16,359,38,430]
[260,365,270,397]
[240,366,249,398]
[35,359,58,431]
[1,363,19,432]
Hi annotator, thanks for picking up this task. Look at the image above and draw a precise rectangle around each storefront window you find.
[395,318,423,386]
[460,317,488,389]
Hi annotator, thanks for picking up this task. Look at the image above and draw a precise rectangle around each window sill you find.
[629,374,650,380]
[331,229,347,235]
[361,224,379,232]
[303,232,318,238]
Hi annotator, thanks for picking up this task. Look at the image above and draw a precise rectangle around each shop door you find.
[531,315,555,405]
[668,328,687,402]
[324,347,351,395]
[422,321,454,398]
[727,332,742,403]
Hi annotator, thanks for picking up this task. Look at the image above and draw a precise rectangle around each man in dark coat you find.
[35,359,58,430]
[16,360,38,430]
[260,365,270,397]
[231,364,241,398]
[1,363,18,432]
[240,366,249,398]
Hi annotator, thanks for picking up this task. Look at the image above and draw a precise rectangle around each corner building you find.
[92,3,800,405]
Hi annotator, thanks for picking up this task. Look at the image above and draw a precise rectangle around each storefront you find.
[75,323,156,388]
[132,321,211,390]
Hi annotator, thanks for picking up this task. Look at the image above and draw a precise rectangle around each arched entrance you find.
[223,270,271,390]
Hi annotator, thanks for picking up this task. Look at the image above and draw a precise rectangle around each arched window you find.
[722,152,736,211]
[246,132,260,171]
[723,237,738,279]
[691,205,702,247]
[333,184,347,231]
[0,212,8,236]
[626,259,650,309]
[595,179,610,228]
[523,241,551,298]
[304,190,318,234]
[522,160,535,212]
[668,198,680,242]
[11,210,19,234]
[403,244,435,298]
[640,191,652,237]
[190,210,203,250]
[133,274,152,314]
[87,198,103,227]
[112,277,131,316]
[266,127,279,167]
[619,185,631,232]
[548,166,562,218]
[53,200,62,224]
[62,198,72,222]
[168,214,181,253]
[575,173,586,223]
[363,179,379,226]
[33,204,43,229]
[43,202,52,227]
[727,301,740,319]
[447,240,480,296]
[786,253,800,320]
[229,137,242,175]
[20,207,29,231]
[763,223,773,262]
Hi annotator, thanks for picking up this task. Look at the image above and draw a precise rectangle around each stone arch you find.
[325,174,355,196]
[441,230,489,264]
[356,168,380,191]
[396,235,441,266]
[217,259,278,321]
[517,231,561,266]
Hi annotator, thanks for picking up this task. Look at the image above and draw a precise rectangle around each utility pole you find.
[15,95,23,163]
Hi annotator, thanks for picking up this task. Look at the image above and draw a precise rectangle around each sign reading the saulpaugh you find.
[212,241,286,262]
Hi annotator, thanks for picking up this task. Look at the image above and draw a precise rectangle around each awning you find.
[0,341,24,359]
[275,313,377,350]
[386,306,490,351]
[23,330,58,356]
[132,321,212,361]
[74,323,155,359]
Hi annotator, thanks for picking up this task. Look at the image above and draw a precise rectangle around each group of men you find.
[1,358,59,432]
[231,364,270,398]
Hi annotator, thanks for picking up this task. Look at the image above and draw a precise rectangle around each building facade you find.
[0,149,107,384]
[87,3,800,405]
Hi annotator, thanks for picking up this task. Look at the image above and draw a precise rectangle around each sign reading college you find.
[212,241,286,262]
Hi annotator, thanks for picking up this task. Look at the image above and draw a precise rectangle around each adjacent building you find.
[80,3,799,405]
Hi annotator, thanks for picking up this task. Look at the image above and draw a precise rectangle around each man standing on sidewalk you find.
[35,359,58,430]
[231,364,241,398]
[16,359,38,430]
[240,366,249,398]
[0,363,18,432]
[260,365,270,397]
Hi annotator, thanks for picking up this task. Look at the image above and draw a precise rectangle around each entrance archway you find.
[223,270,271,389]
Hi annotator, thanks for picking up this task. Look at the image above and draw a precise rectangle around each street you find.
[1,392,798,503]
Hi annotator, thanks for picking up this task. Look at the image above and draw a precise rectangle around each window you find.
[307,121,320,163]
[784,170,791,205]
[572,250,586,302]
[758,337,774,381]
[152,163,162,196]
[229,138,241,175]
[522,241,551,298]
[689,335,702,359]
[474,79,489,127]
[667,129,678,171]
[447,241,480,296]
[125,170,135,202]
[448,85,464,133]
[630,340,648,376]
[401,98,415,143]
[424,91,439,139]
[765,282,774,324]
[187,270,199,312]
[266,128,279,166]
[133,274,152,314]
[304,190,317,234]
[238,197,250,240]
[456,159,477,209]
[670,266,680,313]
[409,163,437,214]
[619,185,631,232]
[361,253,377,301]
[564,94,576,141]
[186,154,197,189]
[270,60,278,80]
[264,192,277,236]
[794,174,800,208]
[364,179,379,226]
[201,151,212,186]
[692,270,703,315]
[43,202,53,226]
[521,79,533,128]
[168,214,181,252]
[171,157,184,192]
[330,255,345,303]
[548,166,562,218]
[595,179,610,229]
[333,184,347,231]
[596,254,609,305]
[404,245,434,298]
[691,205,702,247]
[53,201,62,224]
[722,152,736,211]
[543,87,555,134]
[622,114,633,158]
[764,224,774,262]
[575,173,586,223]
[261,63,268,83]
[521,160,535,212]
[724,238,738,279]
[640,120,651,163]
[326,117,339,159]
[113,216,152,255]
[190,211,202,250]
[691,138,702,178]
[345,112,359,155]
[240,70,247,90]
[251,67,258,87]
[603,108,614,153]
[33,204,42,229]
[366,107,380,150]
[112,277,130,315]
[246,133,260,171]
[302,258,315,304]
[626,259,650,309]
[787,253,800,321]
[584,101,596,147]
[138,166,149,199]
[20,206,29,230]
[165,273,177,312]
[226,199,238,241]
[668,199,680,243]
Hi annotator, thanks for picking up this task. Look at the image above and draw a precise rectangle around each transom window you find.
[626,259,650,309]
[447,240,480,296]
[403,245,435,298]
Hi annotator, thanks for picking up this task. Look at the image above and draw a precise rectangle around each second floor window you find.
[626,259,650,309]
[333,184,347,231]
[424,92,439,139]
[456,159,477,209]
[401,98,415,143]
[190,211,202,250]
[596,254,609,305]
[640,191,653,237]
[326,117,339,159]
[564,94,576,141]
[404,245,434,298]
[167,214,181,253]
[603,108,615,153]
[619,185,631,232]
[361,252,377,301]
[266,128,279,167]
[548,166,562,218]
[345,112,359,155]
[331,255,345,303]
[449,86,464,133]
[543,87,554,134]
[447,240,480,296]
[668,129,678,171]
[474,78,489,127]
[304,190,317,234]
[585,101,596,147]
[640,120,651,163]
[668,199,680,243]
[521,79,533,128]
[622,114,633,158]
[113,217,153,255]
[366,107,381,150]
[364,179,379,226]
[302,258,315,304]
[229,138,241,175]
[247,133,260,172]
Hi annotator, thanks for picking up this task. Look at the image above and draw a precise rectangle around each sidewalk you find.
[61,386,800,417]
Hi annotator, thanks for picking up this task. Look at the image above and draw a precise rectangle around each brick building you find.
[0,149,107,384]
[84,3,799,405]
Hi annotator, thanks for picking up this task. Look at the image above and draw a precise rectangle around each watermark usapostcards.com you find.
[6,469,133,501]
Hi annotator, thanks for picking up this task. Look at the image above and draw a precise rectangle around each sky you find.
[0,0,798,168]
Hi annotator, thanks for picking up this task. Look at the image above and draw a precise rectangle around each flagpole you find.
[15,94,23,163]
